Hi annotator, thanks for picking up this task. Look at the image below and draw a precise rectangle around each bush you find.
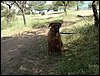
[39,11,45,15]
[17,9,31,15]
[25,10,31,15]
[1,18,14,30]
[1,3,8,17]
[53,6,58,11]
[51,19,63,23]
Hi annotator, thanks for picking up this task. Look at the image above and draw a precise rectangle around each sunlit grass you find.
[1,12,64,37]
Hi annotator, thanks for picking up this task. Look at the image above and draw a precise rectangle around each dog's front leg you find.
[48,42,52,56]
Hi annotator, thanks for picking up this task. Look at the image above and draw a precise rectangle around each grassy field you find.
[1,12,63,37]
[1,10,94,37]
[1,10,99,75]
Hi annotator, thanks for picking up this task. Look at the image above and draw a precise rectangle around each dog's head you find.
[49,23,62,34]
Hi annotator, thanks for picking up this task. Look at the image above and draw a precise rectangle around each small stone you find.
[19,65,26,71]
[39,69,42,73]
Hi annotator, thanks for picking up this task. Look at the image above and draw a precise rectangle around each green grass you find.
[55,17,99,75]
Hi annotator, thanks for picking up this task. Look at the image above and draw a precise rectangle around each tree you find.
[88,2,92,9]
[61,1,69,13]
[45,4,53,12]
[92,1,99,27]
[26,1,34,14]
[76,1,84,11]
[52,1,75,15]
[14,1,27,26]
[3,1,14,9]
[28,1,46,11]
[52,1,62,11]
[1,1,15,22]
[1,3,8,17]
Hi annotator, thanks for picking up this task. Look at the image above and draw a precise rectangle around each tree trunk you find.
[64,5,67,15]
[14,1,26,26]
[6,4,12,22]
[64,6,66,12]
[21,8,26,26]
[92,1,99,27]
[6,9,10,22]
[77,1,79,11]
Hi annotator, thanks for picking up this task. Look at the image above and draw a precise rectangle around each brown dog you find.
[48,22,64,55]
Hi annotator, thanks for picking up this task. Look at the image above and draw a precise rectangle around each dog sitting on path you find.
[48,22,64,55]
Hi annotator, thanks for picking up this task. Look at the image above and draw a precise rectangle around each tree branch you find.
[14,1,22,10]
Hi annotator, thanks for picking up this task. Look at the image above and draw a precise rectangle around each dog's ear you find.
[58,23,62,28]
[49,23,53,27]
